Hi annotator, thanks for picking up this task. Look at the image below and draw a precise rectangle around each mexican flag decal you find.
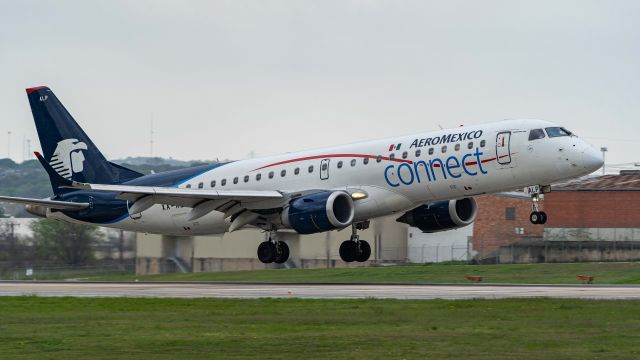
[388,143,402,151]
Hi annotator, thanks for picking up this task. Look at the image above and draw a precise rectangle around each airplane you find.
[0,86,604,264]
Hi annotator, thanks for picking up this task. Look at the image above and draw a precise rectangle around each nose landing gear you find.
[257,230,290,264]
[339,223,371,262]
[529,186,548,225]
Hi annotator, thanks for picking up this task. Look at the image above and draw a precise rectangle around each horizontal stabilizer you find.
[0,195,89,210]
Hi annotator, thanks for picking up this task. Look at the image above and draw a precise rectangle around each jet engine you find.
[282,191,355,234]
[397,198,477,233]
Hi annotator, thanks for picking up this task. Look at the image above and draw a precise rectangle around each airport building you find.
[405,172,640,264]
[136,216,408,274]
[472,172,640,263]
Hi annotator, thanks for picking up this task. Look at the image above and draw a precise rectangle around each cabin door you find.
[496,131,512,165]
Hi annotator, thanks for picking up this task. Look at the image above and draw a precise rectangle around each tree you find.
[31,219,101,265]
[0,206,6,218]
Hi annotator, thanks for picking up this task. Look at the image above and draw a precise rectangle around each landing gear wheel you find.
[356,241,371,262]
[539,211,547,225]
[530,211,541,225]
[274,241,290,264]
[339,241,357,262]
[257,241,277,263]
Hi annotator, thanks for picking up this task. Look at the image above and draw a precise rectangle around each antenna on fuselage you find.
[437,124,444,130]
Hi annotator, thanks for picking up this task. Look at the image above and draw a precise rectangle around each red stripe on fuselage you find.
[252,154,413,171]
[253,152,515,171]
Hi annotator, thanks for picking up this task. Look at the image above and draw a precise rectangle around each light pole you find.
[600,147,608,176]
[7,131,11,159]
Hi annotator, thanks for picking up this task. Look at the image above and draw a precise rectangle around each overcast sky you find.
[1,1,638,166]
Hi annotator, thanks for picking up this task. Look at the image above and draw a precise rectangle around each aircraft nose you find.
[582,146,604,172]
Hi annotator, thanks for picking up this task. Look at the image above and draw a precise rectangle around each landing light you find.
[350,192,368,200]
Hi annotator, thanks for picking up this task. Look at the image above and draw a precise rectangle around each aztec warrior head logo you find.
[49,138,88,179]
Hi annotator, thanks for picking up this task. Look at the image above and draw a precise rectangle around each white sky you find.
[1,1,638,165]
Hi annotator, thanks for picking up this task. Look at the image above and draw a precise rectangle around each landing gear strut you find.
[529,186,548,225]
[257,230,289,264]
[339,223,371,263]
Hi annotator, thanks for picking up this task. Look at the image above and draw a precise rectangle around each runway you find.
[1,282,640,300]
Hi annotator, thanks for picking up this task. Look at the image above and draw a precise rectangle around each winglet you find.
[34,151,73,194]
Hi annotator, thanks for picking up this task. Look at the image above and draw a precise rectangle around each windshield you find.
[528,129,546,141]
[545,127,573,138]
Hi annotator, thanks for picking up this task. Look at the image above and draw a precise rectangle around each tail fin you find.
[26,86,143,186]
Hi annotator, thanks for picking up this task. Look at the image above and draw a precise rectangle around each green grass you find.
[0,296,639,359]
[92,262,640,284]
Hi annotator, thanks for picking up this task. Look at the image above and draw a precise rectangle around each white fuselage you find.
[51,119,602,235]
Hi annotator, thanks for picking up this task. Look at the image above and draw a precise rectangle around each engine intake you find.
[282,191,355,234]
[397,198,477,233]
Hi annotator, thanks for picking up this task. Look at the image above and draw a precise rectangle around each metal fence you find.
[0,261,135,280]
[486,240,640,264]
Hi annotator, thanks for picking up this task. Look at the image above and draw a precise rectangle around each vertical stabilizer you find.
[26,86,142,188]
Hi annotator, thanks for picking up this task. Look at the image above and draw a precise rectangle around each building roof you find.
[553,173,640,191]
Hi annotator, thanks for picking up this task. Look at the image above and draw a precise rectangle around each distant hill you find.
[0,157,216,217]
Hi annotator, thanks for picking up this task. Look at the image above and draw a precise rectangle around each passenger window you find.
[529,128,546,140]
[402,151,408,159]
[308,165,314,173]
[221,179,227,186]
[441,145,447,153]
[350,159,356,167]
[256,173,262,181]
[233,177,238,184]
[363,157,370,165]
[468,142,473,149]
[211,180,216,188]
[428,148,434,155]
[268,171,274,179]
[337,161,343,169]
[294,167,300,175]
[198,182,203,189]
[281,169,286,177]
[480,140,486,147]
[244,175,249,183]
[376,155,382,163]
[545,127,572,138]
[186,184,191,189]
[454,144,460,151]
[389,153,395,161]
[415,149,421,157]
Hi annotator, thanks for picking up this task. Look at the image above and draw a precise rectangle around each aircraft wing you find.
[67,182,287,226]
[0,195,89,210]
[67,182,285,209]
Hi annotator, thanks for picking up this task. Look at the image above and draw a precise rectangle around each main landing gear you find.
[257,230,289,264]
[529,186,548,225]
[339,222,371,263]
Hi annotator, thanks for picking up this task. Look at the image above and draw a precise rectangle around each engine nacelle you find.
[282,191,355,234]
[397,198,478,233]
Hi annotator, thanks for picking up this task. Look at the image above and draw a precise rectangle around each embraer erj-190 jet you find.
[0,87,603,264]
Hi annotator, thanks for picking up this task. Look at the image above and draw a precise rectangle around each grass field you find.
[0,296,639,359]
[92,262,640,284]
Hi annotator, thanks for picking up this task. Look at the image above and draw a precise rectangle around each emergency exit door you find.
[320,159,330,180]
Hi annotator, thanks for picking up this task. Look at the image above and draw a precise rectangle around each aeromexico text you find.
[409,130,483,148]
[385,130,487,188]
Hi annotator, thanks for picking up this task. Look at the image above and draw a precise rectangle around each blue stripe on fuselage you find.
[123,162,230,187]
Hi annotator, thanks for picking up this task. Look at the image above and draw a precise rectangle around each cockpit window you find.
[545,127,573,138]
[528,128,546,141]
